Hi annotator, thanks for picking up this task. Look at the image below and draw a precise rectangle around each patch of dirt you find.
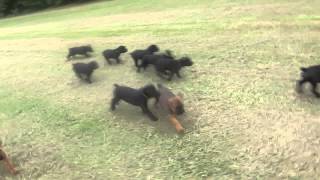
[235,107,320,178]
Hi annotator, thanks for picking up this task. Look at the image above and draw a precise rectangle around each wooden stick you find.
[169,115,185,133]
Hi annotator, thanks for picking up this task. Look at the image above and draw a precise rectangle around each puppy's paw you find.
[177,127,185,134]
[11,169,19,175]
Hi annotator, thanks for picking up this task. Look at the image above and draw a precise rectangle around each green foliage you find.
[0,0,94,17]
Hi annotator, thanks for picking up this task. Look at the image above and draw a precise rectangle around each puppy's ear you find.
[177,92,183,100]
[168,98,176,113]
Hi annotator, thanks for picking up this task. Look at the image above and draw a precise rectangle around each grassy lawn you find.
[0,0,320,179]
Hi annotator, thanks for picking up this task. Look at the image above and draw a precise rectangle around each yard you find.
[0,0,319,179]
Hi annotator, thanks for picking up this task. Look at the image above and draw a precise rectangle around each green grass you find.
[0,86,237,179]
[0,0,320,179]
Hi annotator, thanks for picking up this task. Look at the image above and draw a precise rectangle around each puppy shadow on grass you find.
[109,101,196,136]
[152,107,196,135]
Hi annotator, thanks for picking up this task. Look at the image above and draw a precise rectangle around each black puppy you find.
[102,45,128,65]
[296,65,320,97]
[130,45,159,69]
[72,61,99,83]
[111,84,160,121]
[138,50,174,72]
[67,45,93,60]
[154,57,193,81]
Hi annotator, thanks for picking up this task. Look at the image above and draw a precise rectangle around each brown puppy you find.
[157,84,185,133]
[0,146,18,175]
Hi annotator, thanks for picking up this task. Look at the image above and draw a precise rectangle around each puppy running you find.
[0,146,18,175]
[138,50,174,72]
[157,84,185,133]
[72,61,99,83]
[102,45,128,65]
[297,65,320,97]
[154,56,193,81]
[66,45,93,60]
[130,45,159,69]
[111,84,160,121]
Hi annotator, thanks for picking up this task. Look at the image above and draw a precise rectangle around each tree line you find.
[0,0,93,17]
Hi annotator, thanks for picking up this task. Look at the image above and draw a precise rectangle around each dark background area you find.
[0,0,94,17]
